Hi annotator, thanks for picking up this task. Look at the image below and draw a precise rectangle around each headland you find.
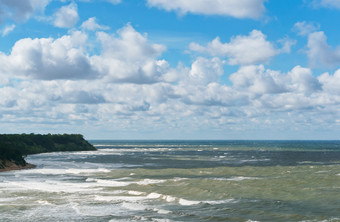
[0,134,96,172]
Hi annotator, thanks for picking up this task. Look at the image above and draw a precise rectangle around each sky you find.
[0,0,339,140]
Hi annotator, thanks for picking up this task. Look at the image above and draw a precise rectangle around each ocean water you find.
[0,140,340,222]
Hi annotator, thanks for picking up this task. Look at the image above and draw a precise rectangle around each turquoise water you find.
[0,140,339,221]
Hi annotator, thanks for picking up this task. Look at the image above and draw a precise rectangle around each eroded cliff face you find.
[0,160,35,172]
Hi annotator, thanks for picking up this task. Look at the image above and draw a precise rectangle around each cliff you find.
[0,134,96,172]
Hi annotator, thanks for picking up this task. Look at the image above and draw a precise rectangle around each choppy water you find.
[0,140,340,222]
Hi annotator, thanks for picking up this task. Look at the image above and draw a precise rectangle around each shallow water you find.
[0,140,339,221]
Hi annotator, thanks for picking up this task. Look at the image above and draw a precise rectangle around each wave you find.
[212,176,261,181]
[26,168,111,175]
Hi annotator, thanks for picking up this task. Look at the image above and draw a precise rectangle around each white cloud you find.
[146,0,266,19]
[0,31,96,80]
[190,30,283,65]
[0,0,50,23]
[92,24,168,83]
[96,24,166,61]
[230,65,321,95]
[0,24,170,84]
[318,69,340,94]
[185,57,225,85]
[104,0,122,4]
[278,37,296,54]
[1,24,15,36]
[307,31,340,68]
[229,65,287,95]
[287,65,322,94]
[0,24,339,139]
[293,21,319,36]
[318,0,340,9]
[81,17,109,31]
[53,3,79,28]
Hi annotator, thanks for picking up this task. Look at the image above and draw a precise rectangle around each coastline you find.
[0,134,96,173]
[0,160,36,172]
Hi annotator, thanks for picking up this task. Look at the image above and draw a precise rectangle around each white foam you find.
[121,202,146,211]
[152,218,174,222]
[36,200,52,205]
[90,178,167,188]
[93,144,115,147]
[25,168,110,175]
[146,192,177,202]
[171,177,187,182]
[178,198,201,206]
[213,176,260,181]
[94,179,133,187]
[136,179,166,185]
[147,192,162,199]
[94,195,147,203]
[156,209,172,214]
[228,176,260,181]
[94,147,179,153]
[3,180,101,193]
[204,199,236,205]
[163,195,176,202]
[128,191,146,196]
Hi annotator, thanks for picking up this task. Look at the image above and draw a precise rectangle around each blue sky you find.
[0,0,339,140]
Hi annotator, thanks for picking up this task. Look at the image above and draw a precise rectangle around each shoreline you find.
[0,160,36,173]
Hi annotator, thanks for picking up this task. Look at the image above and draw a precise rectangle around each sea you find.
[0,140,340,222]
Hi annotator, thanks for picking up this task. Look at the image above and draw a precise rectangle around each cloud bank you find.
[0,23,339,139]
[146,0,266,19]
[0,0,340,139]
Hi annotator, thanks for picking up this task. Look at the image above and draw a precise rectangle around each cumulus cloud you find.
[230,65,321,95]
[0,23,170,84]
[229,65,287,94]
[81,17,109,31]
[307,31,340,68]
[287,65,322,94]
[318,69,340,94]
[1,24,15,36]
[53,3,79,28]
[0,31,96,80]
[0,0,50,23]
[185,57,225,85]
[92,24,169,83]
[146,0,266,19]
[96,24,166,61]
[190,30,286,65]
